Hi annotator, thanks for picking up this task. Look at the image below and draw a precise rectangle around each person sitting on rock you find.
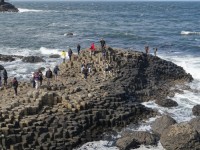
[2,68,8,86]
[53,65,60,81]
[45,68,53,86]
[61,50,66,63]
[12,77,18,96]
[68,48,73,61]
[89,43,96,56]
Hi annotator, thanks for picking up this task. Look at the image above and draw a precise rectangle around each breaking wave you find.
[181,31,200,35]
[18,8,44,13]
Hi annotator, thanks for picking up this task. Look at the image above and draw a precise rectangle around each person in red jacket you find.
[89,43,96,56]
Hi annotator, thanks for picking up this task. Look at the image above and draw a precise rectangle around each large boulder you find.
[0,54,15,62]
[0,2,18,12]
[160,123,200,150]
[192,105,200,116]
[189,117,200,133]
[155,98,178,107]
[151,115,176,136]
[22,56,45,63]
[0,65,4,70]
[49,54,60,58]
[116,131,157,150]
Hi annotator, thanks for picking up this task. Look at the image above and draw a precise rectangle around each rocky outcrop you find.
[22,56,45,63]
[151,115,176,136]
[155,98,178,107]
[0,2,18,12]
[116,131,157,149]
[0,54,16,62]
[160,123,200,150]
[49,54,60,58]
[192,105,200,116]
[0,48,193,149]
[0,64,4,70]
[189,117,200,133]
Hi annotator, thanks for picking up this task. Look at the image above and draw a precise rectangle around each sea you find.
[0,1,200,149]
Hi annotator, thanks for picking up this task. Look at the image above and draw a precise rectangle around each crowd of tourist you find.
[0,38,158,96]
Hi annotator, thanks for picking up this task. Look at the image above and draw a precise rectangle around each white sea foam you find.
[18,8,43,13]
[39,47,61,55]
[181,31,200,35]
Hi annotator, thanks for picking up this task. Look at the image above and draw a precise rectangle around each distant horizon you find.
[9,0,200,2]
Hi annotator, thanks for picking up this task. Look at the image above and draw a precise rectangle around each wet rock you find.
[0,2,18,12]
[22,56,45,63]
[116,131,157,150]
[192,105,200,116]
[151,115,177,136]
[160,123,200,150]
[0,54,15,62]
[0,64,4,70]
[49,54,60,58]
[189,117,200,133]
[155,98,178,107]
[66,32,73,36]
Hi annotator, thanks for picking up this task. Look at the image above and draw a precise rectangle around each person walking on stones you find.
[89,43,96,56]
[100,38,106,50]
[61,50,67,63]
[82,65,88,80]
[45,68,53,86]
[34,71,40,90]
[12,77,18,96]
[31,72,36,88]
[68,48,73,61]
[38,69,43,86]
[53,65,60,81]
[2,68,8,86]
[154,48,158,56]
[77,44,81,55]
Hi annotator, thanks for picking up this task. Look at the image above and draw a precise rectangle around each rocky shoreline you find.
[0,1,18,12]
[0,47,195,150]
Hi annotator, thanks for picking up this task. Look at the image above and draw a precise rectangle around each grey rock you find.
[160,123,200,150]
[155,98,178,107]
[22,56,45,63]
[192,105,200,116]
[189,117,200,133]
[151,115,176,136]
[49,54,60,58]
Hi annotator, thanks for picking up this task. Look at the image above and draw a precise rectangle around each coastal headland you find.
[0,0,18,12]
[0,47,194,149]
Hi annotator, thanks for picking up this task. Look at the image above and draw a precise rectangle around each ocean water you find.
[1,1,200,149]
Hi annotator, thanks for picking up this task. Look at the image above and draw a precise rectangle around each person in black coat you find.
[2,68,8,86]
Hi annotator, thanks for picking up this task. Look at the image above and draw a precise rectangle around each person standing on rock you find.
[31,72,36,88]
[53,65,60,81]
[61,50,66,63]
[2,68,8,86]
[45,68,53,86]
[82,65,88,80]
[145,45,149,54]
[154,48,158,56]
[34,71,40,90]
[89,43,96,56]
[38,69,43,86]
[100,38,106,50]
[77,44,81,55]
[12,77,18,96]
[68,48,73,61]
